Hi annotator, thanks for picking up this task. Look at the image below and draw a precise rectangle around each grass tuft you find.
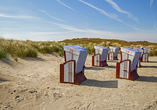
[0,38,157,59]
[0,46,6,58]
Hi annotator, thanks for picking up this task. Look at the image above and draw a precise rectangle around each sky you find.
[0,0,157,43]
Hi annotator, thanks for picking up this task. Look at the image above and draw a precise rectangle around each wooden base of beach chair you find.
[116,59,139,81]
[92,54,108,67]
[60,60,87,84]
[140,52,149,62]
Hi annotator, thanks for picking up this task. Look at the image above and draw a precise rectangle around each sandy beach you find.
[0,53,157,110]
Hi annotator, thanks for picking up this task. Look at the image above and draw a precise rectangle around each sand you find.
[0,53,157,110]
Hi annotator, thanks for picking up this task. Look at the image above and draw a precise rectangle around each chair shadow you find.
[145,61,157,63]
[85,67,105,70]
[80,79,118,88]
[141,65,157,68]
[136,76,157,83]
[0,77,9,83]
[107,66,116,68]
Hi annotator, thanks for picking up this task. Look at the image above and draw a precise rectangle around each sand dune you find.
[0,54,157,110]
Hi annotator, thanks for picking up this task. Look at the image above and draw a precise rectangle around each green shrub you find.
[59,51,64,56]
[16,48,37,58]
[0,46,6,58]
[150,49,157,56]
[39,45,52,54]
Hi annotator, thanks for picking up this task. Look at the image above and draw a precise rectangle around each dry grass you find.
[0,38,157,60]
[0,46,6,58]
[61,38,157,56]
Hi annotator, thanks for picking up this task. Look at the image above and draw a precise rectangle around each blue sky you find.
[0,0,157,43]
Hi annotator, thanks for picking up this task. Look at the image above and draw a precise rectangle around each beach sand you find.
[0,53,157,110]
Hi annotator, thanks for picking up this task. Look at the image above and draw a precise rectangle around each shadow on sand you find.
[0,77,9,83]
[85,67,105,70]
[23,57,45,61]
[107,66,116,68]
[0,57,15,66]
[144,61,157,63]
[141,65,157,68]
[136,76,157,83]
[80,79,118,88]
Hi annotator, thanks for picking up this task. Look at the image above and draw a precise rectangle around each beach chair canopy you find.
[109,46,119,57]
[121,47,141,71]
[132,46,143,56]
[64,45,88,73]
[94,46,109,61]
[142,47,151,54]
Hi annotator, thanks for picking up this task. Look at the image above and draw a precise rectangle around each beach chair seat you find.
[108,46,119,60]
[60,45,88,84]
[92,46,109,67]
[116,47,141,80]
[140,47,151,62]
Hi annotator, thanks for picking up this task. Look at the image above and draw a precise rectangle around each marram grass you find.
[0,46,6,58]
[0,38,157,61]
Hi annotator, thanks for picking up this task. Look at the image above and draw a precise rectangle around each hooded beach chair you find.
[140,47,151,62]
[108,46,119,60]
[92,46,109,67]
[132,46,143,67]
[116,47,141,80]
[60,45,88,84]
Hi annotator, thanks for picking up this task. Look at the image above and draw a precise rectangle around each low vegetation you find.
[0,38,157,60]
[61,38,157,56]
[0,46,6,58]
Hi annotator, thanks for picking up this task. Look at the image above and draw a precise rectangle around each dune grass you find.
[61,38,157,56]
[0,38,65,59]
[0,46,6,58]
[0,38,157,60]
[0,39,37,58]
